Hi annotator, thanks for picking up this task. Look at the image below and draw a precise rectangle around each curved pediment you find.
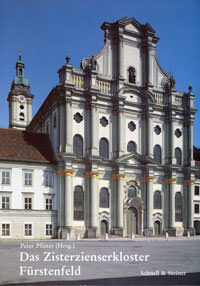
[119,87,142,104]
[124,196,144,210]
[119,87,156,104]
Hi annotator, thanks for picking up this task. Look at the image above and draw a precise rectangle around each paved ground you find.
[0,237,200,285]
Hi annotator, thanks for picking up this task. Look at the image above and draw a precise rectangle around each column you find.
[113,174,124,236]
[165,119,170,164]
[189,123,194,163]
[118,111,125,157]
[117,176,124,229]
[147,115,153,156]
[65,101,72,153]
[170,120,176,164]
[169,179,176,229]
[90,173,98,228]
[146,178,153,229]
[111,178,117,230]
[141,111,146,155]
[148,45,153,86]
[183,122,188,165]
[85,171,98,238]
[143,174,153,236]
[64,170,73,229]
[59,104,64,152]
[141,210,144,235]
[163,182,169,230]
[91,106,98,156]
[118,33,124,78]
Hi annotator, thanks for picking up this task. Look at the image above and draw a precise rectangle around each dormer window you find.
[128,67,136,84]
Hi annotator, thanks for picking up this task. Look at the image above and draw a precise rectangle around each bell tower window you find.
[128,67,136,84]
[19,68,23,77]
[19,112,24,121]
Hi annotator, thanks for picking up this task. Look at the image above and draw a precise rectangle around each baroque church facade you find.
[0,17,199,239]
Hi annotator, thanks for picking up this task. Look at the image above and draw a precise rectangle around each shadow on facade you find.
[6,272,200,286]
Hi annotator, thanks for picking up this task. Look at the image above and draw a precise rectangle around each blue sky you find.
[0,0,199,145]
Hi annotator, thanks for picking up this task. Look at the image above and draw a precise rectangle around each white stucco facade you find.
[0,17,199,239]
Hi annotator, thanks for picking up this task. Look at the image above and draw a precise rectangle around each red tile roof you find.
[0,128,55,164]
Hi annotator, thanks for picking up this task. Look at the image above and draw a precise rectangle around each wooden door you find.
[127,207,137,235]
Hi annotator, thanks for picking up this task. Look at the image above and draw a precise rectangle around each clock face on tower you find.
[18,95,25,103]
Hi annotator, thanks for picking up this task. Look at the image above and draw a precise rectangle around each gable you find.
[116,152,158,166]
[125,23,140,33]
[126,158,141,165]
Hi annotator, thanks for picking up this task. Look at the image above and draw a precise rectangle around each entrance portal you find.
[100,220,108,235]
[154,220,161,235]
[127,207,138,235]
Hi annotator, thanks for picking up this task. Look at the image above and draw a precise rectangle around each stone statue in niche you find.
[169,74,176,89]
[91,56,97,71]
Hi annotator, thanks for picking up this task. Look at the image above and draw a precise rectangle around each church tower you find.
[7,53,34,129]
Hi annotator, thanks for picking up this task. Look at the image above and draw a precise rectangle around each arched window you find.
[74,186,84,220]
[175,192,182,221]
[99,188,109,208]
[154,191,162,209]
[128,186,137,198]
[128,67,136,84]
[127,141,137,153]
[175,148,182,165]
[19,112,24,121]
[153,145,162,164]
[99,138,109,159]
[73,134,83,155]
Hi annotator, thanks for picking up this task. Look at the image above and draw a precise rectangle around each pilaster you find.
[170,118,176,165]
[169,178,176,229]
[64,169,74,227]
[65,99,72,153]
[90,105,99,156]
[118,28,124,79]
[164,173,177,236]
[189,122,195,166]
[85,169,99,238]
[56,168,74,239]
[111,171,125,236]
[147,115,153,156]
[59,103,65,152]
[184,174,195,235]
[147,38,154,87]
[117,110,125,157]
[142,172,154,236]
